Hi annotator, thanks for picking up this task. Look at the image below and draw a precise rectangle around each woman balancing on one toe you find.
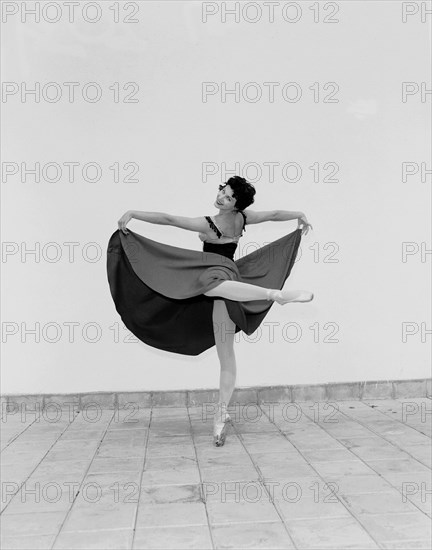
[113,176,313,447]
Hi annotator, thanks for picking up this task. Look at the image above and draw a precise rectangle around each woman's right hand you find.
[118,211,134,234]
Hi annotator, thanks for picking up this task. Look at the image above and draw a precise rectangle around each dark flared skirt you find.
[106,228,302,356]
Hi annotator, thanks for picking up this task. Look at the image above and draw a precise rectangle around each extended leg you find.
[204,280,313,304]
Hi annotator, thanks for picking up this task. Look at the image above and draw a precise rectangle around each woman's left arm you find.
[274,210,304,222]
[274,210,313,236]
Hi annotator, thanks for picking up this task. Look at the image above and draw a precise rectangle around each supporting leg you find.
[212,299,237,415]
[204,280,313,304]
[212,300,236,445]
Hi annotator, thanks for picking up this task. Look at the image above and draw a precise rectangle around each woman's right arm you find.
[130,211,170,224]
[118,210,170,234]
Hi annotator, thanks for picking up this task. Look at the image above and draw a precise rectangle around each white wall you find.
[2,1,430,394]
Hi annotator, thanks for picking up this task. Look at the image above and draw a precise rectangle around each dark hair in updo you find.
[219,176,256,212]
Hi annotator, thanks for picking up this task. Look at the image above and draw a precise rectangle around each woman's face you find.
[215,185,237,212]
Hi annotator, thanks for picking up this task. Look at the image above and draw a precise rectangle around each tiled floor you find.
[1,398,431,549]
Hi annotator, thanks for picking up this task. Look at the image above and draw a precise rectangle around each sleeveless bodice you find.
[199,211,247,261]
[199,211,247,243]
[202,241,238,260]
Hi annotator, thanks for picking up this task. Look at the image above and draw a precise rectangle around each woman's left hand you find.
[297,214,313,236]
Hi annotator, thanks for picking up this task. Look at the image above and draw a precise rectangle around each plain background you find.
[1,0,431,394]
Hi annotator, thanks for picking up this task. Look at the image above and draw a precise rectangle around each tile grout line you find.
[129,407,153,550]
[0,409,82,516]
[1,416,46,451]
[297,404,431,521]
[256,405,384,549]
[225,412,300,550]
[360,398,431,438]
[335,401,431,471]
[49,410,117,549]
[187,405,217,550]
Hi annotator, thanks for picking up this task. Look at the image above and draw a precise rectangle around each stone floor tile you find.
[146,433,192,443]
[104,419,147,433]
[3,483,75,515]
[0,511,66,536]
[1,465,34,486]
[4,440,55,453]
[150,407,189,418]
[346,443,409,460]
[319,426,378,439]
[144,455,198,471]
[202,480,270,503]
[44,446,98,462]
[191,424,216,437]
[299,448,356,462]
[234,424,281,435]
[61,501,136,532]
[32,459,89,476]
[211,521,295,549]
[312,459,374,477]
[83,470,141,485]
[380,540,432,549]
[206,498,281,524]
[146,442,196,459]
[286,516,379,548]
[107,420,149,432]
[242,441,300,456]
[59,429,105,441]
[53,528,133,549]
[277,491,352,521]
[358,512,431,541]
[324,474,396,495]
[133,525,212,549]
[88,456,143,473]
[376,471,432,492]
[256,462,318,479]
[0,534,56,549]
[135,502,208,528]
[366,458,431,475]
[261,475,325,494]
[403,444,432,464]
[148,427,192,437]
[140,468,200,485]
[139,483,202,504]
[198,453,252,470]
[95,440,146,459]
[251,452,307,467]
[101,429,147,441]
[284,436,345,450]
[404,492,432,517]
[281,423,326,435]
[340,490,421,515]
[201,466,261,483]
[337,435,389,449]
[1,450,46,467]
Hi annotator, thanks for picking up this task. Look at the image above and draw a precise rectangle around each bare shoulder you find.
[167,214,209,233]
[242,209,276,225]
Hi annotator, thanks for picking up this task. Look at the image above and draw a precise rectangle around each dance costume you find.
[106,212,302,355]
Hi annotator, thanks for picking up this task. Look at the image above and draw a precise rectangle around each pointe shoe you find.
[213,412,231,447]
[266,289,314,305]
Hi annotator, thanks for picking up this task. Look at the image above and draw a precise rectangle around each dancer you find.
[108,176,313,446]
